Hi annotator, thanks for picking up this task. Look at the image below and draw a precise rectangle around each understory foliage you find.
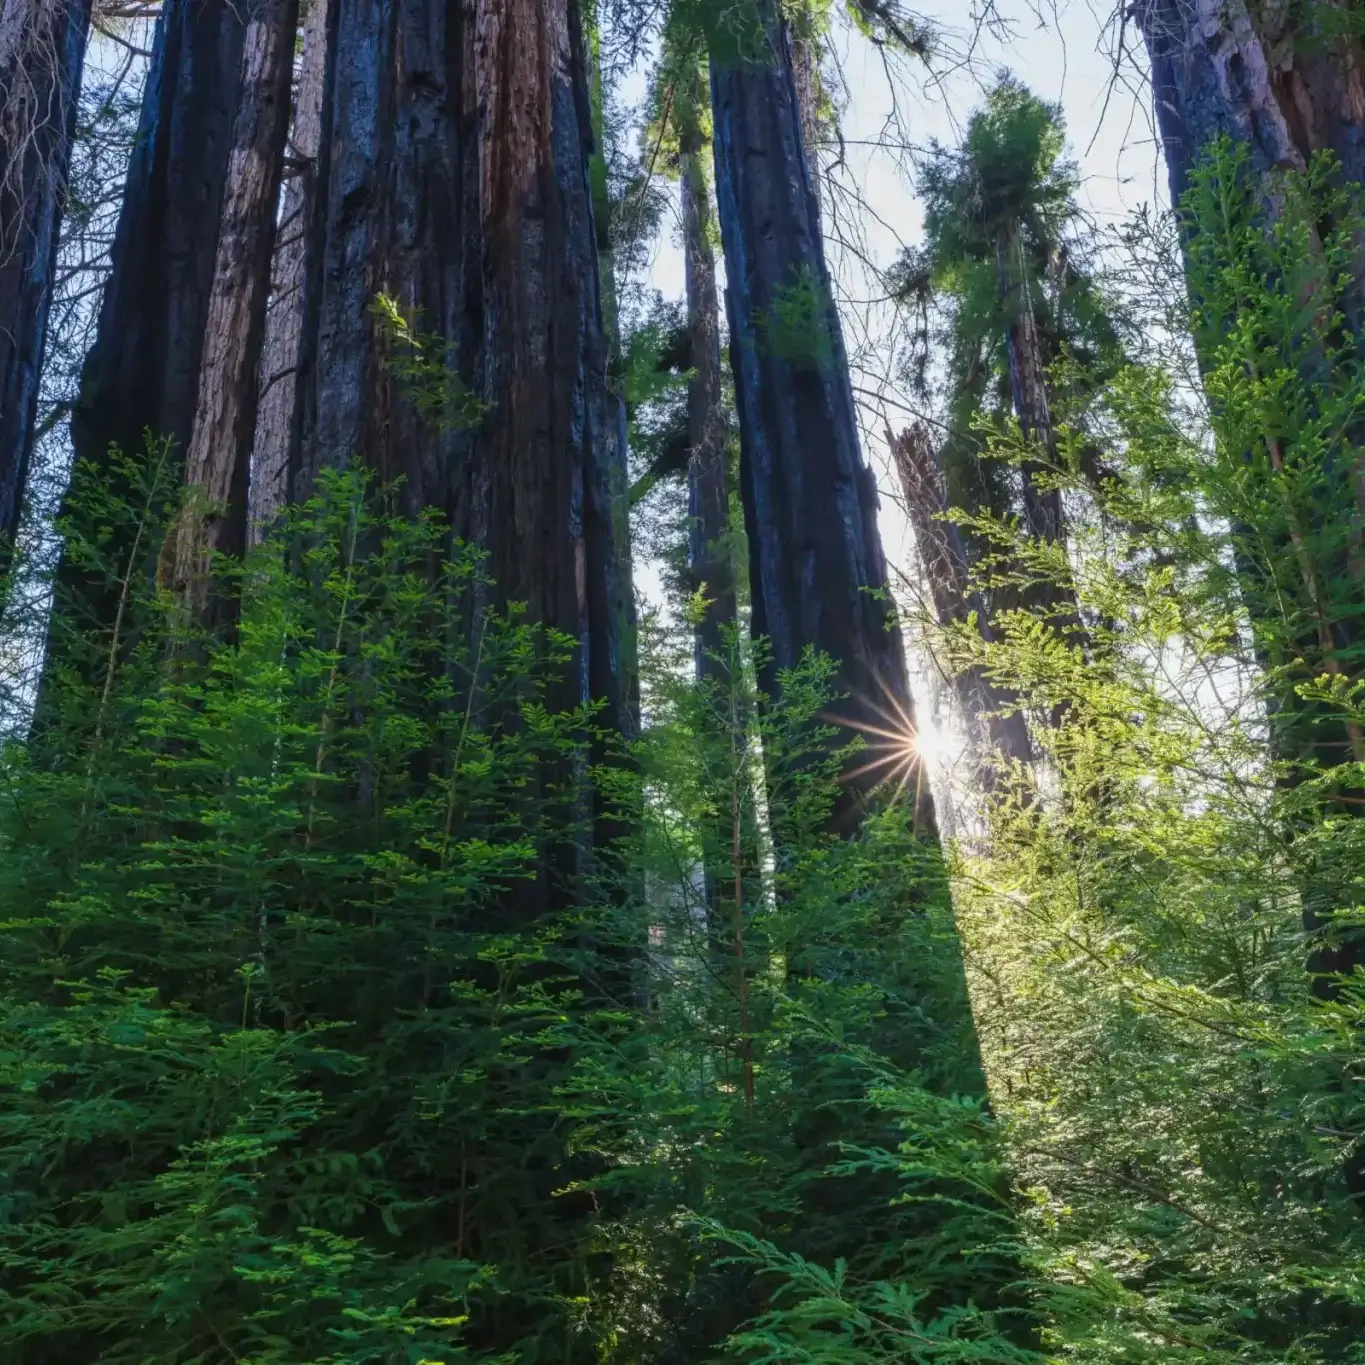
[0,463,1027,1363]
[909,139,1365,1362]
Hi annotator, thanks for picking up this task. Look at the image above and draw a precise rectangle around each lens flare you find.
[824,674,930,807]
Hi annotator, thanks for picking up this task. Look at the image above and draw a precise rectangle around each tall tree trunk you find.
[1136,3,1365,1199]
[790,27,821,214]
[292,0,634,818]
[677,62,732,685]
[891,423,1033,780]
[250,0,331,542]
[68,0,247,476]
[709,0,933,834]
[287,0,634,1328]
[1136,0,1365,225]
[1136,0,1365,977]
[0,0,91,557]
[168,0,300,610]
[36,0,246,708]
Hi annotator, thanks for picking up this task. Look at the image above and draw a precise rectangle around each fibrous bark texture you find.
[892,423,1032,780]
[171,0,299,607]
[69,0,247,473]
[0,0,91,555]
[250,0,331,541]
[1136,0,1365,213]
[709,0,932,828]
[1136,0,1365,1005]
[292,0,633,732]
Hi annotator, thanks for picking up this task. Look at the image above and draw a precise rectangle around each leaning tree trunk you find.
[0,0,91,558]
[168,0,300,612]
[709,0,934,836]
[250,0,331,541]
[892,423,1033,782]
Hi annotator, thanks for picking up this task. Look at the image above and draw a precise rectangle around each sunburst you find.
[824,673,929,810]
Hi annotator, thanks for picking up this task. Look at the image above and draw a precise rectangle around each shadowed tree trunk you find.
[892,422,1032,781]
[250,0,331,542]
[286,1,635,1331]
[1136,0,1365,999]
[709,0,933,833]
[35,0,246,707]
[292,0,634,816]
[68,0,246,481]
[1136,0,1365,225]
[0,0,91,557]
[168,0,300,611]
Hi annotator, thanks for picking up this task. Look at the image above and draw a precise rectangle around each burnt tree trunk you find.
[170,0,300,608]
[286,1,634,1327]
[0,0,91,556]
[68,0,246,478]
[892,423,1032,780]
[709,0,933,833]
[1137,0,1365,220]
[250,0,331,541]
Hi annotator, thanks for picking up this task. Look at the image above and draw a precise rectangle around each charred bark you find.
[892,423,1033,780]
[0,0,91,557]
[250,0,331,541]
[68,0,246,478]
[170,0,300,609]
[709,0,933,833]
[1136,0,1365,221]
[35,0,246,708]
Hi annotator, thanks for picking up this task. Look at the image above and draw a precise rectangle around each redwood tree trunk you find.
[1136,0,1365,222]
[1136,0,1365,1173]
[709,0,933,832]
[677,65,732,685]
[251,0,332,541]
[291,0,633,780]
[68,0,246,474]
[171,0,300,607]
[0,0,91,555]
[38,0,246,699]
[892,423,1032,779]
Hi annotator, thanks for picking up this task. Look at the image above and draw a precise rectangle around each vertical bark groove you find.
[250,0,332,541]
[171,0,300,605]
[677,64,732,683]
[68,0,247,476]
[292,0,633,743]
